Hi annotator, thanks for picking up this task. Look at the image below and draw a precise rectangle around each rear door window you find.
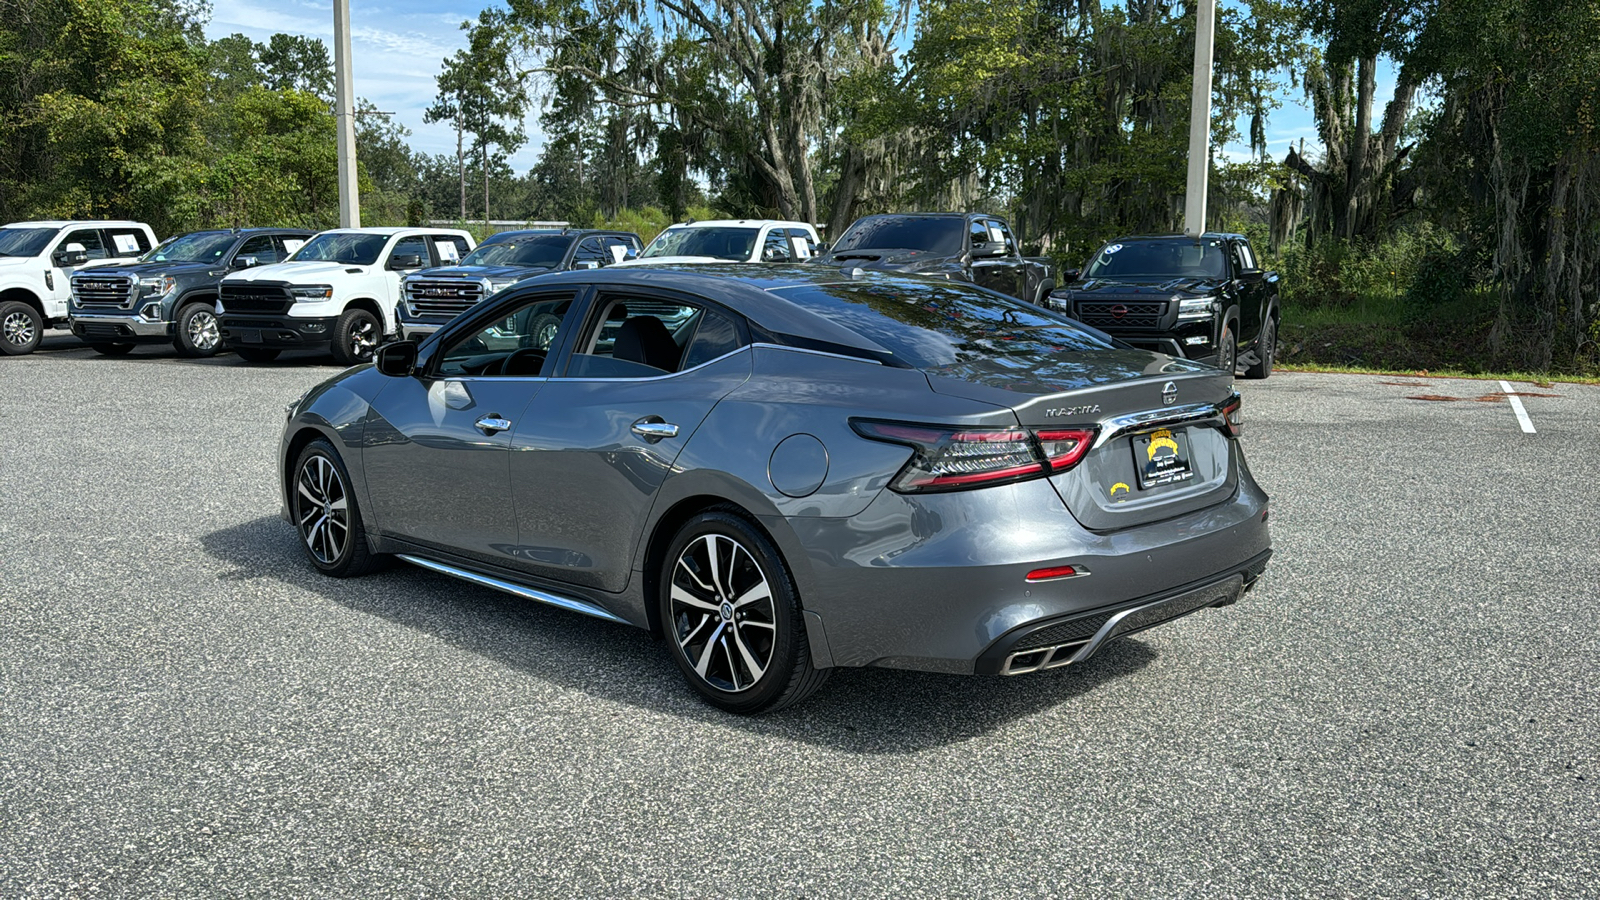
[106,229,151,256]
[433,235,470,264]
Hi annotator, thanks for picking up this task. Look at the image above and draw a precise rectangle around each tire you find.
[1216,323,1237,376]
[659,510,829,714]
[89,343,134,356]
[331,307,380,366]
[291,439,382,577]
[0,300,42,356]
[175,303,223,358]
[525,312,562,350]
[234,347,280,363]
[1245,315,1276,380]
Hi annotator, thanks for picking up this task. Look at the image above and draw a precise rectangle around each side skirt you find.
[395,553,633,626]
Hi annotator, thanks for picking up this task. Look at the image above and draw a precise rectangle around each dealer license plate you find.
[239,329,261,344]
[1132,428,1194,489]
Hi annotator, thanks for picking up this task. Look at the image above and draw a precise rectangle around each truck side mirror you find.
[1238,269,1264,284]
[375,340,419,377]
[572,260,601,270]
[389,254,425,270]
[234,255,260,269]
[55,244,90,267]
[970,241,1006,259]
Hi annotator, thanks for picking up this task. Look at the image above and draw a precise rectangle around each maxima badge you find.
[1162,381,1178,405]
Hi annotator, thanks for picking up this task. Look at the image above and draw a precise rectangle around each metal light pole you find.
[333,0,360,228]
[1182,0,1216,238]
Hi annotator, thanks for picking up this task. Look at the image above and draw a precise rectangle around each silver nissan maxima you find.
[279,265,1272,713]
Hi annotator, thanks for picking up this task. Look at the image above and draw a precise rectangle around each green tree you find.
[426,11,528,223]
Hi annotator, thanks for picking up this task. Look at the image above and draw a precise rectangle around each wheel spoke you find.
[670,584,719,613]
[693,622,726,678]
[732,628,766,682]
[739,619,775,631]
[720,634,740,690]
[732,581,770,610]
[702,535,723,599]
[329,496,347,512]
[677,613,714,648]
[305,514,326,550]
[675,556,714,595]
[298,481,320,504]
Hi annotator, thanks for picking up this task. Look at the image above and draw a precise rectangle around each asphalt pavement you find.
[2,333,1596,897]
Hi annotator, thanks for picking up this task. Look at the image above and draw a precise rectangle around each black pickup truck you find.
[1048,232,1280,378]
[812,213,1057,305]
[398,229,641,340]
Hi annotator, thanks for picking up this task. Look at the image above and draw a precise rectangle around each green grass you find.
[1275,361,1600,385]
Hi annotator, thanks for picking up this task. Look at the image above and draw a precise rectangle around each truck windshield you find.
[1084,238,1229,280]
[142,232,237,263]
[770,279,1112,370]
[832,217,965,255]
[291,233,389,265]
[642,227,759,261]
[460,235,572,268]
[0,228,57,258]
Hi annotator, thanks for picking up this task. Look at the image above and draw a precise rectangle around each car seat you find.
[612,316,681,372]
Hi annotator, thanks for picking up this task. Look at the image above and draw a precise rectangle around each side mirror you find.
[814,242,828,254]
[389,254,425,270]
[234,255,260,269]
[1062,268,1081,282]
[970,241,1006,259]
[375,340,419,377]
[55,249,90,267]
[572,260,600,270]
[1239,269,1264,284]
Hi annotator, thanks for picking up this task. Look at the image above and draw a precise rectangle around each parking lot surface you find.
[3,336,1597,897]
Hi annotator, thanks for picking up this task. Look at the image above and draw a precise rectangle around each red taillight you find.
[1025,565,1082,582]
[1222,395,1243,437]
[852,420,1096,493]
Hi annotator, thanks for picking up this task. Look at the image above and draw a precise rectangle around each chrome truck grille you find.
[405,279,483,318]
[71,275,134,309]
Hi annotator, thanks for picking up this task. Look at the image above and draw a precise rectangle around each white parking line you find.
[1499,380,1537,433]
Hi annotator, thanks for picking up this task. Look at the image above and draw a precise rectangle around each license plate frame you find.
[239,329,262,344]
[1132,427,1194,489]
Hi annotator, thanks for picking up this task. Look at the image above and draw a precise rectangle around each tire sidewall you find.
[1218,324,1237,375]
[333,308,380,365]
[0,301,42,356]
[659,511,806,714]
[176,303,222,357]
[292,440,364,576]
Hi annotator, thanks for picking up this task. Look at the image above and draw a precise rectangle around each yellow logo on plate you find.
[1146,428,1179,460]
[1110,482,1130,501]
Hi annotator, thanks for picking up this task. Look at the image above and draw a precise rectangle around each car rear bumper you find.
[220,314,337,350]
[779,462,1271,674]
[69,314,172,342]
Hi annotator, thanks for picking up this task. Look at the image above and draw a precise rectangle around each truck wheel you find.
[89,343,134,356]
[331,308,380,366]
[175,303,223,358]
[1245,316,1276,380]
[235,347,281,363]
[0,300,42,356]
[1217,324,1237,376]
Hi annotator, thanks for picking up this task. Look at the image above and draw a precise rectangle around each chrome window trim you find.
[748,342,885,366]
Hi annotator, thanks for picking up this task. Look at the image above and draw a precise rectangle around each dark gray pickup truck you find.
[1048,232,1281,379]
[812,213,1057,305]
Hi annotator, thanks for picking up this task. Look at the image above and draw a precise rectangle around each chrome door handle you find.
[475,415,513,435]
[630,420,680,441]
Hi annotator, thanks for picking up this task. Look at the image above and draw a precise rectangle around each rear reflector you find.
[1025,565,1084,582]
[851,420,1097,493]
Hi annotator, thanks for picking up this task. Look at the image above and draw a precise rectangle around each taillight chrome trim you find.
[851,418,1098,494]
[1091,393,1241,449]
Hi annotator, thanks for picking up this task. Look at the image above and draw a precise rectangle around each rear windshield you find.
[832,217,965,255]
[0,228,57,258]
[1085,238,1228,280]
[291,233,388,265]
[460,236,572,268]
[142,232,236,263]
[768,280,1113,370]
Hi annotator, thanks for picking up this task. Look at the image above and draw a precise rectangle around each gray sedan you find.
[278,266,1272,713]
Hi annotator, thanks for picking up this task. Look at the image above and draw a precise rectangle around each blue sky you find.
[206,0,1396,176]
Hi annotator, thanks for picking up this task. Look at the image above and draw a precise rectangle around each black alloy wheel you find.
[331,308,380,366]
[1245,316,1276,380]
[291,440,381,577]
[0,300,42,355]
[175,303,223,358]
[659,510,828,714]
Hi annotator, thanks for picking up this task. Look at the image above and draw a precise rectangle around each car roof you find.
[1108,232,1247,242]
[666,220,815,230]
[849,212,994,221]
[176,228,315,237]
[4,220,150,229]
[317,227,472,238]
[514,264,968,352]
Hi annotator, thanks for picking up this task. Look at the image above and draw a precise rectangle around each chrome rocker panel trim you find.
[396,554,631,625]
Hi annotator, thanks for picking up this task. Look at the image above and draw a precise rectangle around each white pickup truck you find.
[0,220,159,355]
[217,227,475,364]
[613,219,822,266]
